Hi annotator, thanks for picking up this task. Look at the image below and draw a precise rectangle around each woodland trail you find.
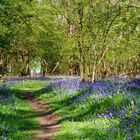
[22,91,60,140]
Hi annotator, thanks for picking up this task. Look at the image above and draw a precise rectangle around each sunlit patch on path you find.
[22,91,60,140]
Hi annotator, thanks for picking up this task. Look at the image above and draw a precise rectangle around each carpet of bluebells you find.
[0,76,140,140]
[43,76,140,140]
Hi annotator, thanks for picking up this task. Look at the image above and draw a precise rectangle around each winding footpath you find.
[22,91,60,140]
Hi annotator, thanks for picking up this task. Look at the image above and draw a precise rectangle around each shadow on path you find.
[22,91,61,140]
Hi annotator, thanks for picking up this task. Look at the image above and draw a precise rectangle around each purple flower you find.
[127,136,133,140]
[129,128,134,133]
[121,125,125,129]
[125,119,132,125]
[107,112,113,119]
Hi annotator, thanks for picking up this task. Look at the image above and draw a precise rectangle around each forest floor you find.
[22,90,60,140]
[0,78,139,140]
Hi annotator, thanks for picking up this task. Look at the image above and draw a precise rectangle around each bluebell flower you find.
[127,136,133,140]
[129,128,134,133]
[121,125,125,129]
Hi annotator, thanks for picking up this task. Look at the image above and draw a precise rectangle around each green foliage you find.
[15,79,140,140]
[0,82,39,139]
[0,0,139,77]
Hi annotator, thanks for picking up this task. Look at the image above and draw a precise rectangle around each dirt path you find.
[22,91,60,140]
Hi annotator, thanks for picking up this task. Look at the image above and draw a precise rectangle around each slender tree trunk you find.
[20,54,30,77]
[69,55,74,75]
[78,3,85,82]
[41,60,47,76]
[0,55,2,66]
[52,61,59,74]
[42,68,46,76]
[25,55,30,76]
[91,44,97,83]
[78,40,85,82]
[42,64,46,76]
[92,64,96,83]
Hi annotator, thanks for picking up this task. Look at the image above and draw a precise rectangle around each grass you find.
[15,80,48,91]
[0,78,140,140]
[0,100,39,140]
[36,79,140,140]
[0,80,44,140]
[53,119,119,140]
[38,91,120,140]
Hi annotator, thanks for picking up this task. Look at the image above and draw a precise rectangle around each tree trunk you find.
[20,55,30,77]
[25,56,30,76]
[52,61,59,74]
[92,64,96,83]
[78,3,85,82]
[41,60,47,76]
[78,40,85,82]
[42,68,46,76]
